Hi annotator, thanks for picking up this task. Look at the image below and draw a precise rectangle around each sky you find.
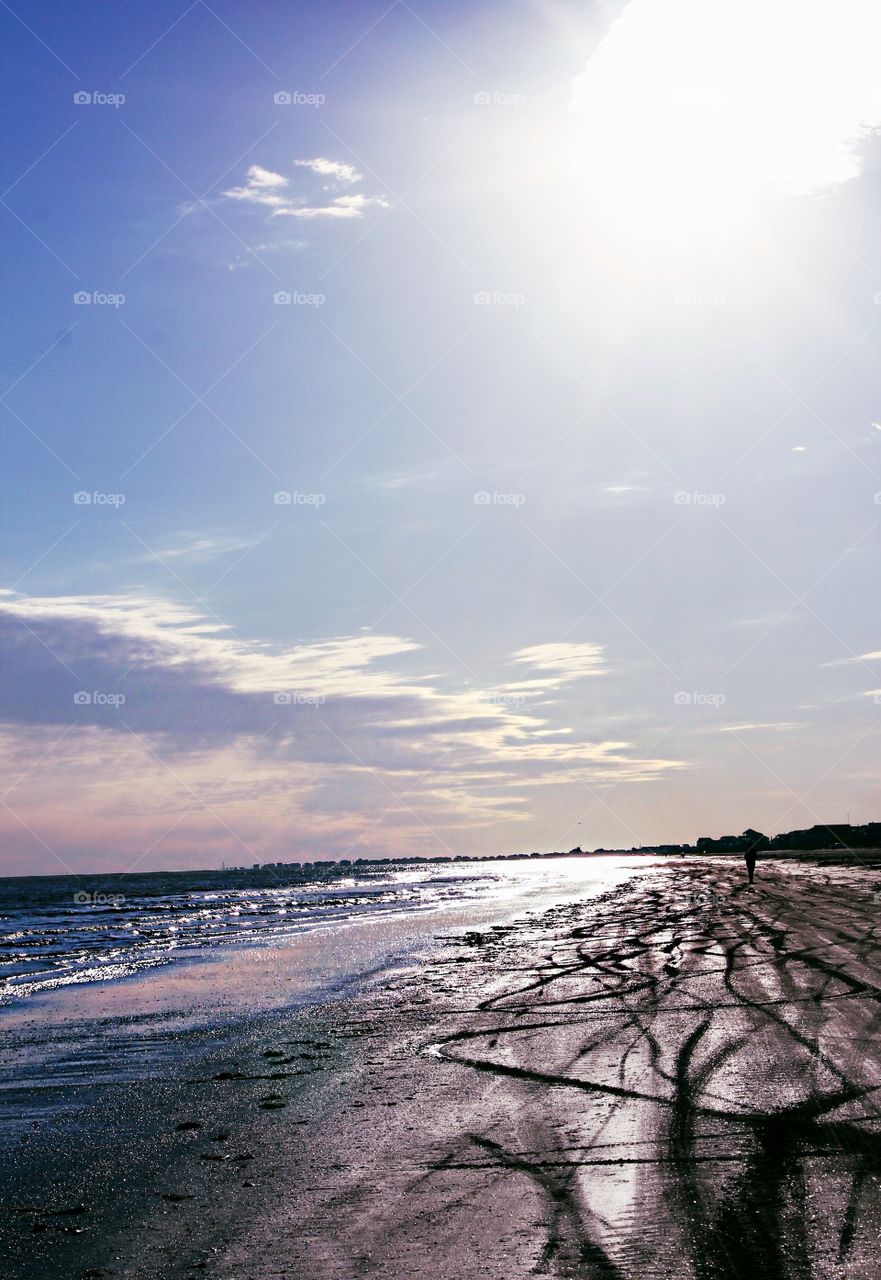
[2,0,881,876]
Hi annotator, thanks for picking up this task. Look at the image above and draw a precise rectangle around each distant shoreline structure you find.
[232,820,881,874]
[5,822,881,882]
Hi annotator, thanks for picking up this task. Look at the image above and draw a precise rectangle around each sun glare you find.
[570,0,881,239]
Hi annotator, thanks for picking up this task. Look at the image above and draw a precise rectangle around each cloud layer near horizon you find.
[0,590,682,870]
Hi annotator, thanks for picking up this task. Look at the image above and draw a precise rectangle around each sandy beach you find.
[6,3,880,1276]
[4,856,881,1280]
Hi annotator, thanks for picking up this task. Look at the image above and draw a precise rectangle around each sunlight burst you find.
[571,0,881,238]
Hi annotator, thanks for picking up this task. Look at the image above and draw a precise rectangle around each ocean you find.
[0,856,651,1008]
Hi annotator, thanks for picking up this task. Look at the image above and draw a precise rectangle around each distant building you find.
[770,823,881,851]
[696,829,770,854]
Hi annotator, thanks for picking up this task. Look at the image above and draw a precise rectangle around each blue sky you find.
[3,0,881,874]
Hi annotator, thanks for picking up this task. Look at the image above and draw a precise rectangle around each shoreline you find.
[0,854,646,1010]
[4,857,881,1279]
[4,844,880,884]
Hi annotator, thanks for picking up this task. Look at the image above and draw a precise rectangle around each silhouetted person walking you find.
[740,828,767,884]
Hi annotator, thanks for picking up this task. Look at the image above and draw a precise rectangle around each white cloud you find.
[0,591,679,777]
[223,164,289,208]
[294,157,361,184]
[223,160,387,223]
[830,650,881,665]
[273,204,357,220]
[274,193,390,220]
[247,164,289,190]
[511,642,607,684]
[349,194,389,214]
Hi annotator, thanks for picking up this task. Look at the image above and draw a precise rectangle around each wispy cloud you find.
[718,722,801,733]
[134,533,261,564]
[513,642,607,684]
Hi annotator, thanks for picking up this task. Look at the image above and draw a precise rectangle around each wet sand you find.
[5,857,881,1279]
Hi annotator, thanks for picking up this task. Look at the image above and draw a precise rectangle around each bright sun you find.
[570,0,881,239]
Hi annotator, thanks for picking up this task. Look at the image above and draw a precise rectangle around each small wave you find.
[0,857,629,1006]
[0,866,486,1004]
